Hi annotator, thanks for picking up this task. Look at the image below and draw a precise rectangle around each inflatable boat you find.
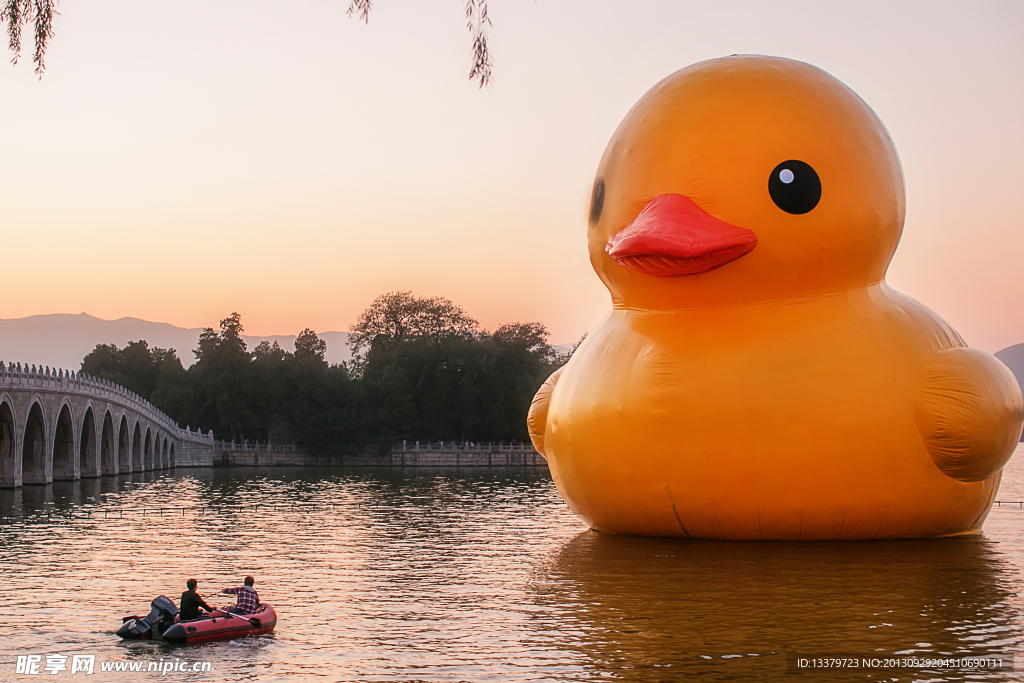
[161,605,277,644]
[117,596,276,644]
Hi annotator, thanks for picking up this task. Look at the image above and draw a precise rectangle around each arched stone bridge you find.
[0,363,214,488]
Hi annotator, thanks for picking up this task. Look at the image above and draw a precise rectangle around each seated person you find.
[179,579,214,621]
[222,575,260,615]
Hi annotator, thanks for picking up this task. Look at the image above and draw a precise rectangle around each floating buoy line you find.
[3,499,1024,524]
[0,501,389,523]
[0,495,504,523]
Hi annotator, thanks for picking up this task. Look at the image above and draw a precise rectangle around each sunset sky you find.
[1,0,1021,351]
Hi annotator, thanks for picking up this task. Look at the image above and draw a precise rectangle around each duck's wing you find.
[527,366,565,458]
[915,348,1024,481]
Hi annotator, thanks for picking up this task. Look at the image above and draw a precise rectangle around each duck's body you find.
[529,56,1022,540]
[543,290,1017,539]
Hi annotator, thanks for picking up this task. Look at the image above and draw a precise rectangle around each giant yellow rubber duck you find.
[528,55,1023,540]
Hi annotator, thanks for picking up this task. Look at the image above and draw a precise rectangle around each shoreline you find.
[211,447,546,468]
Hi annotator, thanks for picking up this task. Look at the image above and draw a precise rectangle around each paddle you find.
[220,612,261,628]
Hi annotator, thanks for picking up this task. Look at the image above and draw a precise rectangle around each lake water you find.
[4,446,1024,681]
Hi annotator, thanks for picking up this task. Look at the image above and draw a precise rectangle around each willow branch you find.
[465,0,492,87]
[346,0,371,24]
[31,0,54,75]
[2,0,25,65]
[2,0,56,76]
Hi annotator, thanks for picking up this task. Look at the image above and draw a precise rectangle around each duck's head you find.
[589,55,905,309]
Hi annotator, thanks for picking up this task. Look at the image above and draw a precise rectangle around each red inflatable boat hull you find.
[162,605,276,644]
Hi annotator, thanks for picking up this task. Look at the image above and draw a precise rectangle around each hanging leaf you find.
[2,0,56,76]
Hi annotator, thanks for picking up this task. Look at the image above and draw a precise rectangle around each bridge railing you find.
[214,439,538,455]
[0,361,213,445]
[396,441,537,453]
[215,440,299,453]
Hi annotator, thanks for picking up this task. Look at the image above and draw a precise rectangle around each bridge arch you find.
[0,397,15,487]
[101,410,116,475]
[161,437,169,469]
[169,441,175,468]
[144,427,153,471]
[22,400,47,485]
[117,414,130,472]
[53,402,75,481]
[132,421,142,471]
[80,406,97,478]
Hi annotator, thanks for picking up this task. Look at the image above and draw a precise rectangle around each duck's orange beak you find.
[605,194,757,277]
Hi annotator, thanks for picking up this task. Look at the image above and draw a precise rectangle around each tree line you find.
[80,292,567,453]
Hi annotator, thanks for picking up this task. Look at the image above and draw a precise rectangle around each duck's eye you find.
[589,176,605,226]
[768,160,821,214]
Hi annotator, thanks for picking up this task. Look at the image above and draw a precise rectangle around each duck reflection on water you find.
[533,531,1024,680]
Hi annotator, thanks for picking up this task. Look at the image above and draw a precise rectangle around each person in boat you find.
[222,575,259,615]
[179,579,215,621]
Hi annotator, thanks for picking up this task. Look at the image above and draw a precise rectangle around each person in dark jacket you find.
[179,579,214,621]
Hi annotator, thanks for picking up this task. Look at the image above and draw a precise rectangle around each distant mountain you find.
[995,344,1024,442]
[995,343,1024,392]
[0,313,352,371]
